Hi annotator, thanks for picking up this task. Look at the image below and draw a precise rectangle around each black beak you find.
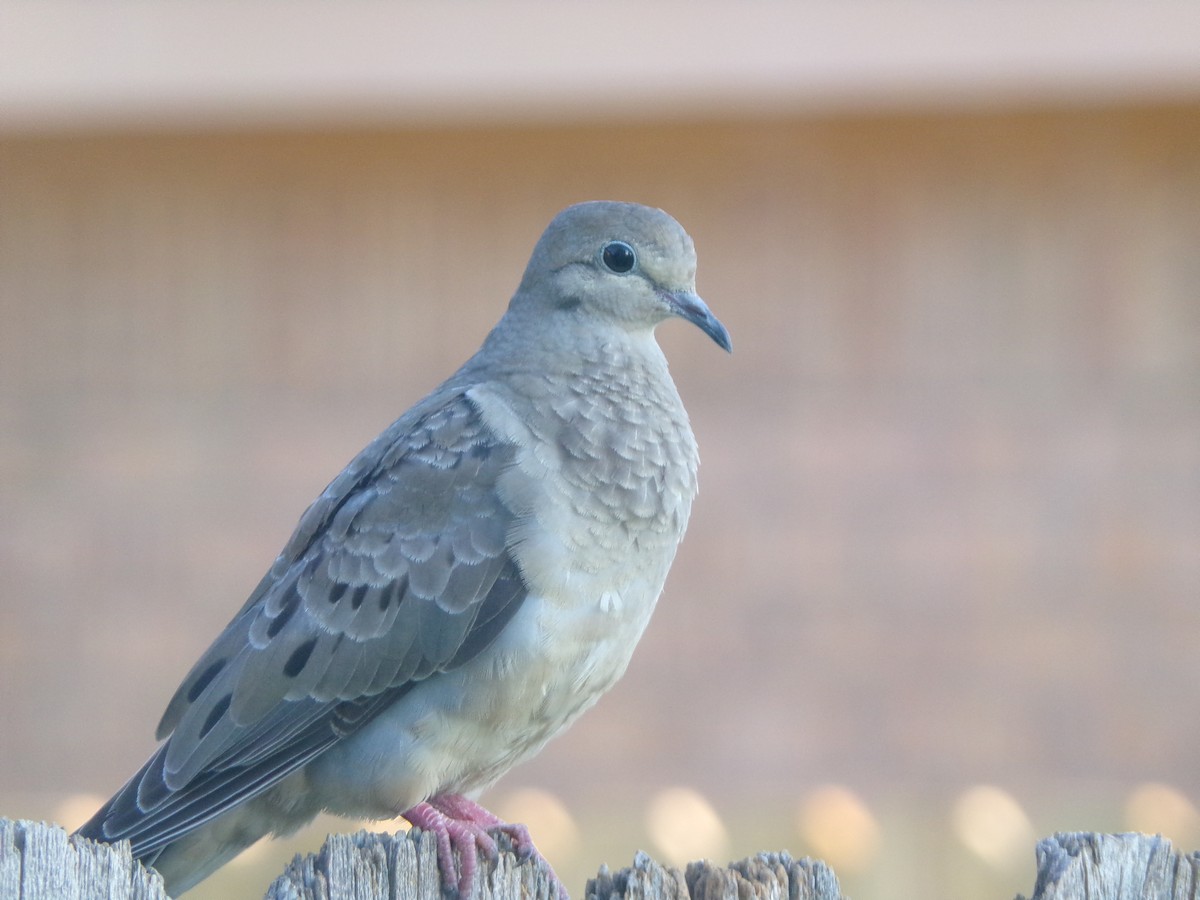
[662,290,732,352]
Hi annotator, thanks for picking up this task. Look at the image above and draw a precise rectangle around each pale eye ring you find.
[601,241,637,274]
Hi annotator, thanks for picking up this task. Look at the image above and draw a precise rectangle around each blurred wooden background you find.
[1,5,1199,900]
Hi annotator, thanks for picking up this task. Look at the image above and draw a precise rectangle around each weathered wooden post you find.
[4,817,1200,900]
[1017,832,1200,900]
[0,818,168,899]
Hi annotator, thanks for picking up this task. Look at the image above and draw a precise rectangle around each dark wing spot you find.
[349,584,368,611]
[327,581,347,605]
[200,693,232,739]
[266,589,301,639]
[284,638,318,678]
[186,658,226,703]
[379,573,407,612]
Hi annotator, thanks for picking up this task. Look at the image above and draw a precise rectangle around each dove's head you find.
[512,201,731,352]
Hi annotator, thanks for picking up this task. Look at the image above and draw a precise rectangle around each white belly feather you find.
[308,575,663,818]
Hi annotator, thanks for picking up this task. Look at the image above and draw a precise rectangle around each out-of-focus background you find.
[2,4,1199,899]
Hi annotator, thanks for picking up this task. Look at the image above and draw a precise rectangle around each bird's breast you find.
[468,346,699,599]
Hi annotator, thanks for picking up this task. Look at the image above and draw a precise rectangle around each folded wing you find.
[77,390,527,857]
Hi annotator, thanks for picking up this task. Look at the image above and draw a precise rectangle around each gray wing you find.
[76,389,527,855]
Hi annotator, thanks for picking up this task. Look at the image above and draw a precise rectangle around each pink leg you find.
[402,794,567,899]
[428,794,539,861]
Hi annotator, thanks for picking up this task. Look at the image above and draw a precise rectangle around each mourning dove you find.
[75,200,731,897]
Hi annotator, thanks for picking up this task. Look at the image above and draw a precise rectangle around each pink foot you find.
[402,794,567,899]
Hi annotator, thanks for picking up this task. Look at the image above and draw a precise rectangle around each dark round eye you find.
[601,241,637,274]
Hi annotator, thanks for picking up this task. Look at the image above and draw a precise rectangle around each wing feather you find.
[77,390,529,854]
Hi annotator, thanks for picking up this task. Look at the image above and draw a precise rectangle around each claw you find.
[402,794,568,899]
[498,822,537,862]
